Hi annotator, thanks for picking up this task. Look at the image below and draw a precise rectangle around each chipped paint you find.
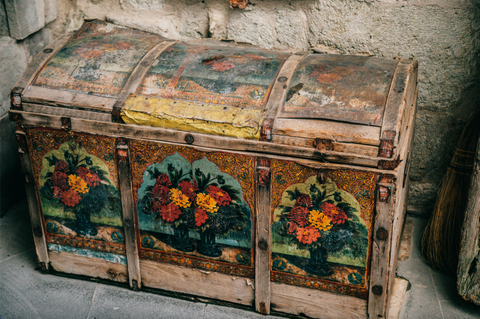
[122,95,264,139]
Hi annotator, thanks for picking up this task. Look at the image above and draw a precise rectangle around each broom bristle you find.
[421,110,480,275]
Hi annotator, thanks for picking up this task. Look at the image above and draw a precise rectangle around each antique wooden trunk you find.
[9,20,418,319]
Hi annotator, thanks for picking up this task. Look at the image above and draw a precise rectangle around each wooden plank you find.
[384,87,418,318]
[48,251,128,283]
[118,41,176,103]
[23,103,112,122]
[13,33,73,93]
[255,158,271,314]
[112,40,176,122]
[12,110,398,168]
[396,70,418,161]
[380,59,418,151]
[368,180,396,318]
[457,135,480,305]
[15,128,49,271]
[261,53,306,141]
[271,134,379,157]
[273,118,381,146]
[116,138,142,290]
[270,282,367,319]
[140,259,255,306]
[22,86,117,112]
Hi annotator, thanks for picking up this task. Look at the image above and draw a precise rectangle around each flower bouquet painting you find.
[39,140,121,237]
[137,153,250,257]
[272,175,368,277]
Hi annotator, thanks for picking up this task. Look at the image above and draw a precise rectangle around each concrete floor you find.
[0,200,479,319]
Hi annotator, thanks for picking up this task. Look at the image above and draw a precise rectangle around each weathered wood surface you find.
[116,139,142,290]
[270,282,367,319]
[23,103,112,122]
[15,128,50,271]
[271,135,379,157]
[254,158,271,314]
[273,118,381,146]
[277,55,398,127]
[380,59,418,153]
[140,260,255,306]
[261,53,306,141]
[384,86,418,318]
[22,87,116,112]
[14,33,74,93]
[457,136,480,305]
[396,67,418,160]
[113,40,176,122]
[12,110,401,168]
[49,251,128,283]
[368,180,397,318]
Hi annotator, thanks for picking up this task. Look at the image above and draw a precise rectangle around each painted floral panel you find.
[270,159,376,299]
[131,140,255,278]
[27,128,126,261]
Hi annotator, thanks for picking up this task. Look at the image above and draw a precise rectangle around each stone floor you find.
[0,200,479,319]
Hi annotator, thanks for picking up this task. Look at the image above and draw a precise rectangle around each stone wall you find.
[0,0,53,215]
[2,0,480,217]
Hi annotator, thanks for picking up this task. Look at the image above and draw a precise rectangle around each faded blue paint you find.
[48,244,127,265]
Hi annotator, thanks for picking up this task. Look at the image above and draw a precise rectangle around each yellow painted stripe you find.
[122,95,264,140]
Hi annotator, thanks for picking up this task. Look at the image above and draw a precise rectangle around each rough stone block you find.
[44,0,57,24]
[4,0,45,40]
[0,37,27,116]
[123,0,164,11]
[0,1,9,37]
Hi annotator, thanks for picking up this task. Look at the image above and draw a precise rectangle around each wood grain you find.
[254,158,271,314]
[381,59,418,151]
[261,54,306,141]
[49,250,128,283]
[117,41,176,103]
[22,86,116,112]
[12,110,398,168]
[368,182,396,318]
[385,85,418,318]
[273,118,381,146]
[140,259,255,306]
[15,128,49,271]
[116,139,142,290]
[270,282,367,319]
[23,103,111,122]
[15,32,74,94]
[271,135,379,157]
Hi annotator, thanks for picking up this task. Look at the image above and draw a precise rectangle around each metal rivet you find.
[278,76,288,83]
[185,134,194,145]
[376,227,389,240]
[372,285,383,295]
[258,239,268,251]
[43,48,53,54]
[317,171,327,184]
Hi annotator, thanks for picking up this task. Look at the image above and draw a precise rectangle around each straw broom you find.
[421,109,480,275]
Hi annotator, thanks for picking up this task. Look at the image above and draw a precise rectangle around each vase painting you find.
[29,129,126,263]
[270,160,376,298]
[133,144,254,277]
